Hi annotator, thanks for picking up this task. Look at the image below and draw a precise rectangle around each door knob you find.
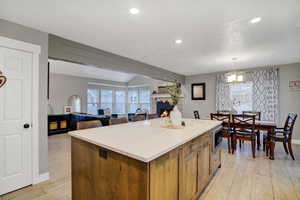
[24,123,30,129]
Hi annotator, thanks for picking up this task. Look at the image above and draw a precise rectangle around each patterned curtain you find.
[216,73,231,110]
[216,67,279,122]
[247,68,279,122]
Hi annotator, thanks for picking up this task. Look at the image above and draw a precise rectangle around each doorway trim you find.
[0,36,43,184]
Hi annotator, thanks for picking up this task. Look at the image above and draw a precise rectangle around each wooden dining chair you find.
[76,120,102,130]
[217,110,231,114]
[109,117,128,125]
[263,113,298,160]
[147,114,158,120]
[242,111,261,120]
[131,115,146,122]
[242,111,261,150]
[232,114,257,158]
[194,111,200,119]
[210,113,232,153]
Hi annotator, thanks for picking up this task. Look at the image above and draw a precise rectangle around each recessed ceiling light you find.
[250,17,261,24]
[130,8,140,15]
[175,39,183,44]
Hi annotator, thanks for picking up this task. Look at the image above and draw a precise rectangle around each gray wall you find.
[48,35,185,83]
[183,73,217,119]
[0,19,49,174]
[183,63,300,140]
[49,73,127,114]
[279,63,300,140]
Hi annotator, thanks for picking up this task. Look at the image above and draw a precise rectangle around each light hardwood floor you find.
[1,134,300,200]
[1,134,71,200]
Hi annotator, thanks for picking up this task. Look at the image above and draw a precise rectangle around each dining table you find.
[207,116,277,160]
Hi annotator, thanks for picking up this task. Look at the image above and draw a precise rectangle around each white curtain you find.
[216,67,279,122]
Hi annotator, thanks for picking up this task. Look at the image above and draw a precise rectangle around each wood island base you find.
[71,129,221,200]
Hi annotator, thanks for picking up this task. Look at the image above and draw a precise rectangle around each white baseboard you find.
[33,172,50,184]
[292,139,300,145]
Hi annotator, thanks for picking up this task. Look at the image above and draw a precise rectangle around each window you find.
[100,89,113,112]
[87,87,151,115]
[217,69,279,121]
[229,82,253,113]
[139,89,151,112]
[128,88,151,113]
[128,90,139,113]
[87,89,99,115]
[115,90,126,114]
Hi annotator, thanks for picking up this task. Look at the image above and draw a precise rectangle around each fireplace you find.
[156,101,174,116]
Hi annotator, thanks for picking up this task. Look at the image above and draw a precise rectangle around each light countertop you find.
[69,118,222,162]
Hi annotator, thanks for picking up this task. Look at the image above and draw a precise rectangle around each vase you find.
[170,105,182,127]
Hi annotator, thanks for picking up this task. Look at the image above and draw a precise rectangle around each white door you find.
[0,46,33,195]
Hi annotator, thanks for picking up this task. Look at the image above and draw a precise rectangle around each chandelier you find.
[226,72,244,83]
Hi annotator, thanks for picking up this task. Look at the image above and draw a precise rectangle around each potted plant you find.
[167,81,182,127]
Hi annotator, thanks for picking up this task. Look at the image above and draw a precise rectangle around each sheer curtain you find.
[216,67,279,122]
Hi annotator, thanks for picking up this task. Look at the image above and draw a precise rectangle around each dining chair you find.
[217,110,231,114]
[232,114,257,158]
[242,111,261,150]
[263,113,298,160]
[147,114,158,120]
[210,113,232,153]
[131,115,146,122]
[242,111,261,120]
[110,117,128,125]
[194,111,200,119]
[76,120,102,130]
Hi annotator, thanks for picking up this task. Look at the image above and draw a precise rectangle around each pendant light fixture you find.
[226,58,244,83]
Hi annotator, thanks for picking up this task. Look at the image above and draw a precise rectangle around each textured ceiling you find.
[1,0,300,75]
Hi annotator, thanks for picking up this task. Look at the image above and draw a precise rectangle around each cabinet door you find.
[198,142,211,193]
[179,139,200,200]
[211,148,221,175]
[150,149,179,200]
[179,152,198,200]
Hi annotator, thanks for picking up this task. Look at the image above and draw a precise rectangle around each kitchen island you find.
[69,118,222,200]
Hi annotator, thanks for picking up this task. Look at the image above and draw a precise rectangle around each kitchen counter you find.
[69,118,222,162]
